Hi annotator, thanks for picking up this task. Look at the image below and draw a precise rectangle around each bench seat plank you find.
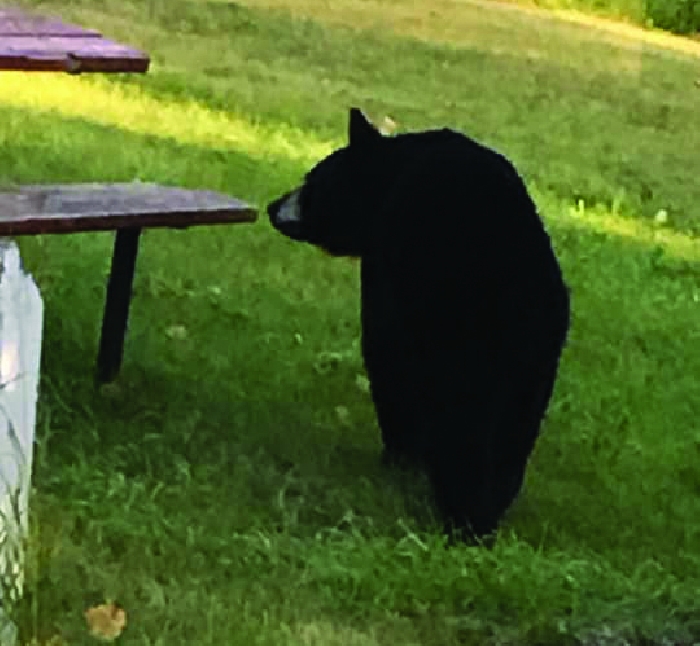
[0,182,258,235]
[0,36,150,73]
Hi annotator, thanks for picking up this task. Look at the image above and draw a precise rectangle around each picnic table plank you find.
[0,6,149,72]
[0,183,258,235]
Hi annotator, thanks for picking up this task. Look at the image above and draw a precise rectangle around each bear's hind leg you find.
[491,344,567,514]
[423,398,504,543]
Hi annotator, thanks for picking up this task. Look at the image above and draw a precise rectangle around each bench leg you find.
[96,227,142,384]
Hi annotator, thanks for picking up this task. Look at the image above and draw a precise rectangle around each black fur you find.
[268,108,570,542]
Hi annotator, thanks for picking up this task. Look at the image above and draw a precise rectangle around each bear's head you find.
[267,108,387,257]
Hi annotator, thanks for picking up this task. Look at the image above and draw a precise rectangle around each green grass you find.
[1,0,700,644]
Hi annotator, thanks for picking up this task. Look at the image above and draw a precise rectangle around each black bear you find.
[267,108,570,542]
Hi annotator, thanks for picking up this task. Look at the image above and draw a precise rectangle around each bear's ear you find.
[348,108,382,147]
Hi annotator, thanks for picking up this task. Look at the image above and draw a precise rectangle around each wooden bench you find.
[0,6,150,73]
[0,182,257,384]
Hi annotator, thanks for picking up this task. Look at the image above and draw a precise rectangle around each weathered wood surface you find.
[0,7,149,73]
[0,183,258,235]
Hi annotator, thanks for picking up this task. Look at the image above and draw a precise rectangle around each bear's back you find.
[376,127,559,283]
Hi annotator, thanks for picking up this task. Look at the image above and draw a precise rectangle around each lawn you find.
[2,0,699,644]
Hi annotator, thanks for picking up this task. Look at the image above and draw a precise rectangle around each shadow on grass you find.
[3,103,698,564]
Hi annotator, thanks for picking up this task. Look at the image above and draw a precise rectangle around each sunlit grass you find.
[0,74,335,165]
[537,192,700,262]
[3,66,697,264]
[2,70,697,265]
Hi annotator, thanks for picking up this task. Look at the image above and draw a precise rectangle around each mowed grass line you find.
[2,1,699,644]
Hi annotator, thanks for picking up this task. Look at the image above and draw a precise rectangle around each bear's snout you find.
[267,189,304,239]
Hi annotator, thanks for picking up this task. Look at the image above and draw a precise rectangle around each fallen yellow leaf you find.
[84,602,127,641]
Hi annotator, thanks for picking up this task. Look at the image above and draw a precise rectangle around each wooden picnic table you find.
[0,6,149,73]
[0,183,257,383]
[0,7,258,383]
